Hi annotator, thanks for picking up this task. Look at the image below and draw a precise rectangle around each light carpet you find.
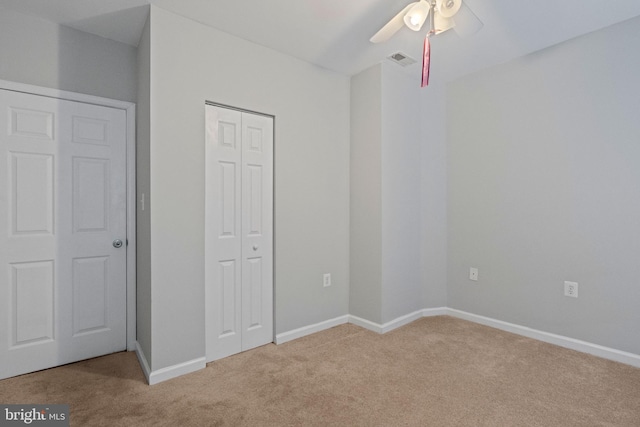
[1,316,639,426]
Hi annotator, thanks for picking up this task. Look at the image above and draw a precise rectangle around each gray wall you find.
[350,65,383,323]
[447,16,640,355]
[380,64,423,323]
[148,5,350,370]
[0,7,137,103]
[136,16,152,365]
[350,63,439,325]
[420,83,448,308]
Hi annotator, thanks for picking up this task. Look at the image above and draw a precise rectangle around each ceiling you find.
[2,0,640,83]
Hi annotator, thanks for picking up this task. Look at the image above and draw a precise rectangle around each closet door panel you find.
[205,105,273,362]
[205,106,242,361]
[241,113,273,352]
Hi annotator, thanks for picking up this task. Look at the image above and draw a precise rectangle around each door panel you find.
[246,257,263,329]
[0,89,127,380]
[205,106,242,361]
[72,256,109,336]
[11,260,55,346]
[219,260,238,337]
[241,113,273,351]
[206,105,273,362]
[11,152,54,234]
[73,157,110,233]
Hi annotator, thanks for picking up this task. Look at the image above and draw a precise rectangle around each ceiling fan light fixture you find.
[403,1,430,31]
[371,0,484,87]
[436,0,462,18]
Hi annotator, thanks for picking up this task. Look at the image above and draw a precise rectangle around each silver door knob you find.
[113,239,124,248]
[253,244,258,251]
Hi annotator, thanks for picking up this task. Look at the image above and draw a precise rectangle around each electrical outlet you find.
[469,267,478,281]
[564,281,578,298]
[323,273,331,287]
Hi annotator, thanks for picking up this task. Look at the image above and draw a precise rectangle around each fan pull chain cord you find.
[421,36,431,87]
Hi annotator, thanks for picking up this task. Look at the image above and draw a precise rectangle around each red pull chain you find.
[421,36,431,87]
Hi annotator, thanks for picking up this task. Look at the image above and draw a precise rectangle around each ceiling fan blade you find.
[452,2,483,38]
[370,2,418,43]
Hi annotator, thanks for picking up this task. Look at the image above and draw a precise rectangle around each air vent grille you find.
[387,52,416,67]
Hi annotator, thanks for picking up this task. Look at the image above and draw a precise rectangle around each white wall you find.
[0,7,137,103]
[447,16,640,355]
[147,5,350,371]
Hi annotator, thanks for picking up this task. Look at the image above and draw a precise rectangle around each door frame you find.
[0,79,137,351]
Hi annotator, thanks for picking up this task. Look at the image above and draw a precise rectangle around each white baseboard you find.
[135,342,206,385]
[148,357,206,385]
[382,307,447,334]
[446,308,640,369]
[276,308,449,342]
[421,307,449,317]
[275,315,350,344]
[144,307,638,385]
[347,314,384,333]
[276,307,640,369]
[350,307,448,334]
[135,341,152,383]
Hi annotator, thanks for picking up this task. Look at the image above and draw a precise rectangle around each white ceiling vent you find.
[387,52,416,67]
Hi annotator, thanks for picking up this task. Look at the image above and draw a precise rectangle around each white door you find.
[205,105,273,362]
[0,89,127,380]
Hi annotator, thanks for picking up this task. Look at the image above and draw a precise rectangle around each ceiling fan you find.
[370,0,483,87]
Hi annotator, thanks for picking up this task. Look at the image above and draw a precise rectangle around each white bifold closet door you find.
[205,104,273,362]
[0,89,127,380]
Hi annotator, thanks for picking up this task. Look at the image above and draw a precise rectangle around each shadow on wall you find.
[57,6,145,103]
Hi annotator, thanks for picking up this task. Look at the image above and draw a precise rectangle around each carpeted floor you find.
[1,316,639,426]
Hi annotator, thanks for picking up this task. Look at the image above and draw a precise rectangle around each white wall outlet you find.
[469,267,479,281]
[323,273,331,287]
[564,281,578,298]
